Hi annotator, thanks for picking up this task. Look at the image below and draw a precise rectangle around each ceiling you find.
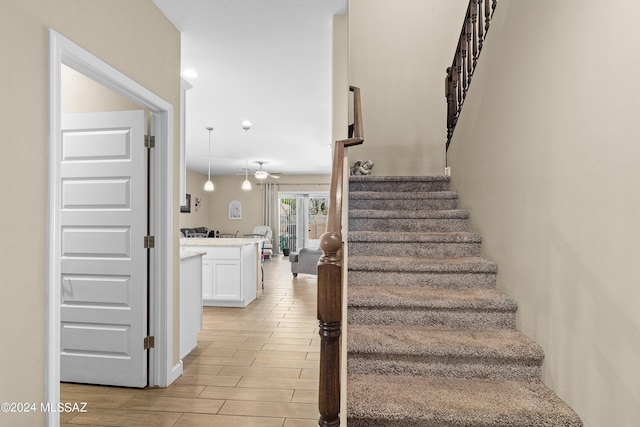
[152,0,348,178]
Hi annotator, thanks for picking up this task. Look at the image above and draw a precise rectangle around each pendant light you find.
[204,126,214,192]
[241,120,252,191]
[242,159,252,190]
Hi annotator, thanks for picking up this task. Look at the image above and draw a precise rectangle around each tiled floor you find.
[61,255,320,426]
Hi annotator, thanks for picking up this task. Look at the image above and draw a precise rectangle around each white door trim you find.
[47,29,177,426]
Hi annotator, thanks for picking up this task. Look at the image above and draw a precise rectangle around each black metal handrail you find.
[446,0,497,151]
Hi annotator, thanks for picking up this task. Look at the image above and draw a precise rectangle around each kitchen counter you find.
[180,250,207,260]
[180,238,264,307]
[181,237,266,247]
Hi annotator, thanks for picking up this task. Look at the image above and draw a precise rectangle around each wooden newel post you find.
[317,230,343,427]
[316,86,362,427]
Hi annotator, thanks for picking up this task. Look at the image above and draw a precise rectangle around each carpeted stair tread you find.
[348,324,543,362]
[349,230,482,243]
[347,374,583,427]
[350,209,469,219]
[348,256,497,273]
[349,231,482,258]
[350,175,451,183]
[348,285,517,329]
[349,176,451,192]
[348,286,516,311]
[349,176,451,188]
[350,191,459,210]
[350,191,459,200]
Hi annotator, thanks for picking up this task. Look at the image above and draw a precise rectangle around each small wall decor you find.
[229,200,242,220]
[180,193,191,213]
[350,160,374,175]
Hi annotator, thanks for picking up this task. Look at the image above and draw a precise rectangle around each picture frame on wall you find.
[181,193,191,213]
[229,200,242,220]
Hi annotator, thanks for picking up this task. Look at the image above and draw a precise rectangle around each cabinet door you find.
[201,257,214,301]
[212,260,241,300]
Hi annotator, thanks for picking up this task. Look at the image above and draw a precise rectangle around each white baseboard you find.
[168,360,183,385]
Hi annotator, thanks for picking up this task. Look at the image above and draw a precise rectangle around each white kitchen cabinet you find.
[201,257,214,301]
[181,239,261,307]
[180,252,203,359]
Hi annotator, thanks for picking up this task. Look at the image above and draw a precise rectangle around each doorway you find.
[47,30,176,426]
[279,192,329,252]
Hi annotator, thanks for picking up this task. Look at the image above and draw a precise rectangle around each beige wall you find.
[62,65,141,113]
[181,172,263,235]
[179,169,213,230]
[447,1,640,426]
[180,170,330,239]
[349,0,467,176]
[0,1,180,425]
[207,175,264,237]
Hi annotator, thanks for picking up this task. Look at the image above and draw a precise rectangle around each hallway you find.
[61,255,320,426]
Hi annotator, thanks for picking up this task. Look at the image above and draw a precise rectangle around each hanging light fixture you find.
[204,127,214,192]
[241,121,252,191]
[242,161,252,190]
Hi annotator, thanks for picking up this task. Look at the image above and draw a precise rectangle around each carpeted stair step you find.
[348,324,542,381]
[347,374,583,427]
[348,286,517,329]
[350,209,469,232]
[348,256,498,288]
[349,175,450,192]
[349,191,459,210]
[349,231,482,258]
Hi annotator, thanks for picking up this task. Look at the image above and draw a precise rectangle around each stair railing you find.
[446,0,497,151]
[317,86,363,427]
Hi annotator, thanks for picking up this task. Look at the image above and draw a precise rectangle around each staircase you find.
[346,176,582,426]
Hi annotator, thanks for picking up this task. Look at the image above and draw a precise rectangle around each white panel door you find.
[60,110,148,387]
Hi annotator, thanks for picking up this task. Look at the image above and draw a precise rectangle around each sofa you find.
[180,227,215,238]
[289,248,323,277]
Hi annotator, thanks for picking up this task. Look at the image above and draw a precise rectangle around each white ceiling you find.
[152,0,348,177]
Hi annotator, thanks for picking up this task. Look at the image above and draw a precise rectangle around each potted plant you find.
[279,235,291,256]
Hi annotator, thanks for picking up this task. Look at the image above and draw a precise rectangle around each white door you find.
[59,110,148,387]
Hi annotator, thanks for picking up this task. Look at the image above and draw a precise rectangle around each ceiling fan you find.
[253,161,280,179]
[239,161,281,179]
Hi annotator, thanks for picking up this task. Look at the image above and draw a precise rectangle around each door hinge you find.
[143,336,155,350]
[145,135,155,148]
[144,235,155,249]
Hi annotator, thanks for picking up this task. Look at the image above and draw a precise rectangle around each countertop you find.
[180,250,207,261]
[180,237,266,247]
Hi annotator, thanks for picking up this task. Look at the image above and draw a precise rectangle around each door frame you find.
[46,29,177,425]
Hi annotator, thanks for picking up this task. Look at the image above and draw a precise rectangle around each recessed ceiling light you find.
[183,68,198,79]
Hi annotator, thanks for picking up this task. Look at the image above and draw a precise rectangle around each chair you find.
[289,248,323,277]
[252,225,274,260]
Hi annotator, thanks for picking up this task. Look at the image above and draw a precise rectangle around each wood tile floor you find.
[61,255,320,426]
